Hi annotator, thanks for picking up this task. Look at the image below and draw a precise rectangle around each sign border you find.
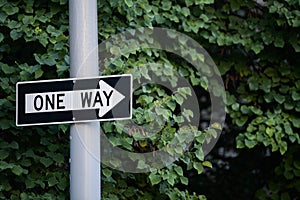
[16,74,132,126]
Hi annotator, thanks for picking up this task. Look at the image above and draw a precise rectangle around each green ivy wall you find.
[0,0,299,199]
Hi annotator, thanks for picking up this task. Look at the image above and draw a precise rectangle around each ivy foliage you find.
[0,0,70,199]
[0,0,299,199]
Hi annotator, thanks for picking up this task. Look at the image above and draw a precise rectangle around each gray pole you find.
[69,0,100,199]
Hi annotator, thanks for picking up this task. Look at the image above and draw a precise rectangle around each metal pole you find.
[69,0,100,200]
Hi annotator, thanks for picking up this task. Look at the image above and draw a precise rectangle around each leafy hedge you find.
[0,0,300,199]
[0,0,70,199]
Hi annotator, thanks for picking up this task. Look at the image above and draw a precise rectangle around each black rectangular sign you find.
[16,74,132,126]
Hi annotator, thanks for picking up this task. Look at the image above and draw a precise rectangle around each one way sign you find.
[16,74,132,126]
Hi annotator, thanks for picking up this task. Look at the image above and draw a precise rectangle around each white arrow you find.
[97,80,125,117]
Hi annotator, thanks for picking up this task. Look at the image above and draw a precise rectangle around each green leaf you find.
[40,157,53,167]
[289,135,296,143]
[250,106,263,115]
[193,162,203,174]
[2,4,19,15]
[0,161,13,171]
[0,150,9,160]
[231,103,240,111]
[240,105,250,114]
[0,0,7,7]
[57,178,68,190]
[149,173,161,185]
[200,77,208,90]
[137,160,148,169]
[195,149,204,161]
[265,118,275,126]
[211,122,222,130]
[124,0,133,7]
[102,122,113,132]
[202,161,212,168]
[245,139,256,148]
[236,116,248,127]
[206,128,217,138]
[21,159,31,167]
[284,100,295,110]
[155,107,171,119]
[295,81,300,89]
[34,68,44,79]
[162,1,172,10]
[266,127,275,137]
[180,176,188,185]
[48,176,58,187]
[291,118,300,128]
[9,141,19,149]
[176,132,187,143]
[252,44,263,54]
[1,63,15,74]
[0,33,4,42]
[167,174,175,186]
[284,123,293,135]
[0,119,11,129]
[102,168,112,178]
[166,101,176,111]
[292,91,300,101]
[20,192,29,199]
[248,77,259,90]
[58,124,69,133]
[52,153,64,163]
[181,7,190,17]
[183,108,194,119]
[174,145,183,154]
[163,64,173,76]
[10,29,23,40]
[226,93,236,105]
[173,94,184,105]
[178,87,192,97]
[110,158,121,168]
[25,179,35,189]
[236,140,245,149]
[279,141,287,155]
[174,166,183,176]
[274,93,285,104]
[12,165,27,176]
